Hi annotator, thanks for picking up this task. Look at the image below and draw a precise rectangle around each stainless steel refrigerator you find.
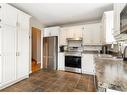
[43,37,58,70]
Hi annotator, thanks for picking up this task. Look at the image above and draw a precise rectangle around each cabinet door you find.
[44,27,59,37]
[92,23,101,44]
[18,10,30,30]
[2,25,16,84]
[83,25,92,45]
[50,27,59,36]
[0,24,2,84]
[82,54,95,75]
[44,28,50,37]
[17,14,30,79]
[83,23,101,45]
[59,28,67,45]
[71,26,83,38]
[58,53,65,70]
[0,4,17,27]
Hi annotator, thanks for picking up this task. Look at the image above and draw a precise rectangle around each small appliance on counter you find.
[59,45,68,52]
[123,46,127,61]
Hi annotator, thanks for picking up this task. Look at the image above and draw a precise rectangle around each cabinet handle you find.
[0,19,1,22]
[0,6,1,8]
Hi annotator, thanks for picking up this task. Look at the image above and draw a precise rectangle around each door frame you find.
[29,27,43,74]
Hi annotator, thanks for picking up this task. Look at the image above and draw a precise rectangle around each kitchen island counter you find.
[95,55,127,91]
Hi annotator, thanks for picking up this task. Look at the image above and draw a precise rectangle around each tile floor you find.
[1,70,96,92]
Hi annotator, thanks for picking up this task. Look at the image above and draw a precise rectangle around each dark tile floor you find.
[0,70,96,92]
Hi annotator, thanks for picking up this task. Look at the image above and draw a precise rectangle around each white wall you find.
[30,17,44,29]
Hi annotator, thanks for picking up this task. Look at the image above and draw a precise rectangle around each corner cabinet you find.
[83,23,102,45]
[0,3,31,89]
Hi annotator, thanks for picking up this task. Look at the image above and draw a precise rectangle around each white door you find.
[2,25,16,84]
[17,12,30,79]
[0,4,17,27]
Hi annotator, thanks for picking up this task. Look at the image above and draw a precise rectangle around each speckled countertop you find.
[95,54,127,91]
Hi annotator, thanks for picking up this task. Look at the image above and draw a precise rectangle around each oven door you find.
[65,56,81,68]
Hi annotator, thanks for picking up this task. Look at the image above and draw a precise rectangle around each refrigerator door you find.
[43,37,57,70]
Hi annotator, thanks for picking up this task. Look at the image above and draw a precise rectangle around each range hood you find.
[66,38,83,41]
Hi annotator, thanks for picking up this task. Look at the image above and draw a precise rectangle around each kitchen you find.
[0,3,127,92]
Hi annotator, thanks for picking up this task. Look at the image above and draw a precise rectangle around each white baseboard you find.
[0,75,29,90]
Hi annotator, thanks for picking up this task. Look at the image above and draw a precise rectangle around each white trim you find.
[41,29,43,69]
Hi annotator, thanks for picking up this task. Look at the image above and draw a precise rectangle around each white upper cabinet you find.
[44,26,60,37]
[59,27,67,45]
[83,23,101,45]
[0,4,17,27]
[113,3,126,36]
[102,11,115,44]
[66,25,83,38]
[17,10,30,30]
[59,25,83,45]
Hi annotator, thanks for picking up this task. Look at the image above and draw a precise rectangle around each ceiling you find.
[11,3,113,26]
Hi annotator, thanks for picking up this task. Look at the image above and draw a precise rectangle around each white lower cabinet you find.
[58,53,65,70]
[82,54,95,75]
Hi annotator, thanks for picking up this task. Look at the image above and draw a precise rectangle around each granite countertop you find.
[95,54,127,91]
